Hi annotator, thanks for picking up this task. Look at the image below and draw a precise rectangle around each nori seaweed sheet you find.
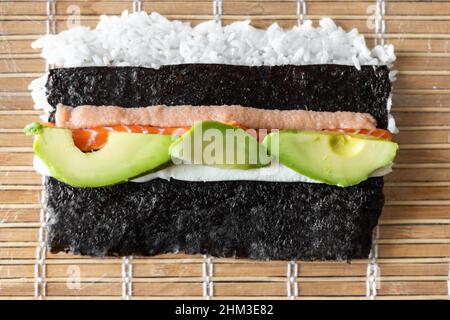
[46,64,390,129]
[46,177,384,260]
[44,63,389,260]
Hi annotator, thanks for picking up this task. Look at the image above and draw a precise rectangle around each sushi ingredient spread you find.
[169,121,270,169]
[44,122,393,153]
[55,104,377,131]
[27,119,397,188]
[27,123,173,188]
[47,121,392,153]
[263,130,398,187]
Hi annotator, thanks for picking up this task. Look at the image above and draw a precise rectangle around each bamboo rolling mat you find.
[0,0,449,300]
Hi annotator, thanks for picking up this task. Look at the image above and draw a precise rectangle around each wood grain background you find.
[0,0,449,300]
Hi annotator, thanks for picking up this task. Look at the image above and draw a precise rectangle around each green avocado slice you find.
[33,126,173,188]
[263,130,398,187]
[169,120,270,169]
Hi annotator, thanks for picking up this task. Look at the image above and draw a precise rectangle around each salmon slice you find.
[70,125,190,152]
[55,104,378,131]
[329,128,393,141]
[43,122,392,152]
[64,127,392,153]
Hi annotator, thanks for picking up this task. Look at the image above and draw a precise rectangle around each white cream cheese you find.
[130,163,320,183]
[33,155,393,184]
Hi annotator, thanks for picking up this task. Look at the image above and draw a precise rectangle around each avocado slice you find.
[170,120,270,169]
[32,125,173,188]
[263,130,398,187]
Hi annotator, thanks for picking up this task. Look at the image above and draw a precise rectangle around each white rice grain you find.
[32,11,396,69]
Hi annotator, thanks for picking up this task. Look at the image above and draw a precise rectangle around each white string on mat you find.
[288,2,306,299]
[286,260,299,300]
[213,0,223,25]
[121,256,133,299]
[46,0,56,36]
[447,261,450,298]
[133,0,142,13]
[296,0,307,26]
[120,0,137,285]
[202,255,214,299]
[366,225,380,300]
[34,201,48,299]
[289,2,306,299]
[34,0,56,300]
[365,0,385,301]
[375,0,386,46]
